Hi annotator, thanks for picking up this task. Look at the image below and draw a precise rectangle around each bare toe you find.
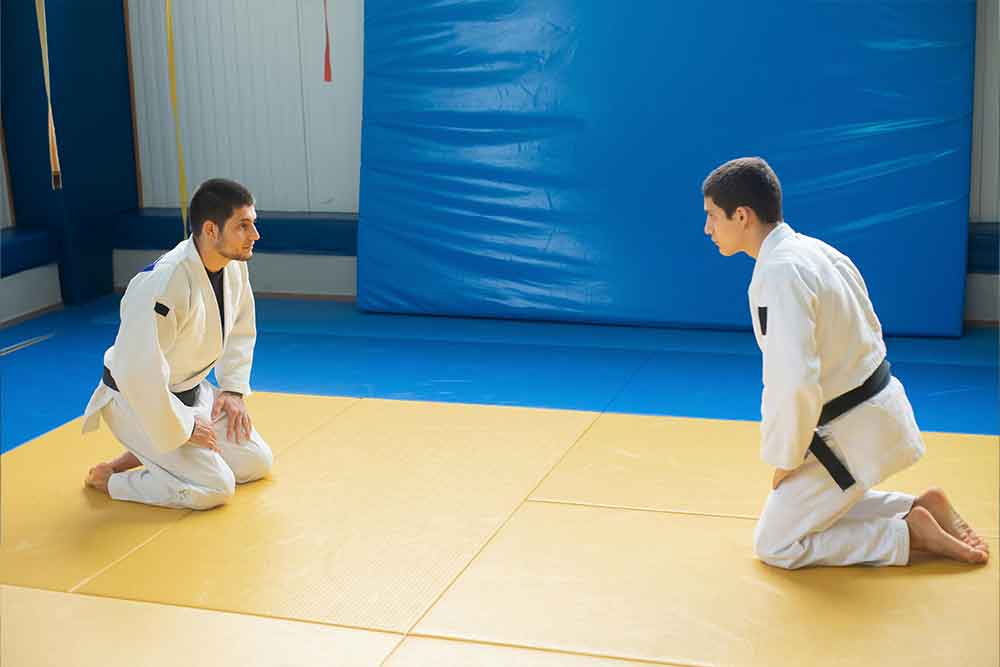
[914,488,989,555]
[907,506,985,565]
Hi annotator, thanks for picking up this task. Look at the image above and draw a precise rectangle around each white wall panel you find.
[0,127,13,229]
[298,0,364,212]
[128,0,362,212]
[0,264,61,326]
[971,0,999,222]
[966,273,999,323]
[129,0,177,207]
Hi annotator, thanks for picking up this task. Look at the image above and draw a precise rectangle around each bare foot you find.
[109,451,141,473]
[906,506,988,564]
[914,488,990,556]
[84,463,114,495]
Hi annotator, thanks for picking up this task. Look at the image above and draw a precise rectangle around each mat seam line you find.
[403,632,707,667]
[118,598,405,637]
[67,517,190,593]
[382,413,606,664]
[526,498,759,521]
[384,353,657,666]
[31,586,409,638]
[270,395,365,458]
[66,398,362,594]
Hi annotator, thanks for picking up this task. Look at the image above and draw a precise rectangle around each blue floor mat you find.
[2,296,997,453]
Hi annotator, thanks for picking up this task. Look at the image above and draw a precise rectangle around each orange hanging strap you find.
[323,0,333,82]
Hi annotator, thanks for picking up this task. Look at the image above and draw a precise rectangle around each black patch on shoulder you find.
[154,302,170,317]
[758,306,768,336]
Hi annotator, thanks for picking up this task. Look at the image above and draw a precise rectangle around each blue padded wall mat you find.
[359,1,975,336]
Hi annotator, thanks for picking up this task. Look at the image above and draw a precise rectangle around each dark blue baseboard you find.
[1,227,60,277]
[115,208,358,256]
[1,213,991,294]
[968,222,999,274]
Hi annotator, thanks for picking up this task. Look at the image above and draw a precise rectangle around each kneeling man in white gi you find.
[702,157,989,568]
[83,178,272,510]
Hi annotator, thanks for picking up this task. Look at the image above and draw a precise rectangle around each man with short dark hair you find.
[703,157,989,568]
[82,178,272,510]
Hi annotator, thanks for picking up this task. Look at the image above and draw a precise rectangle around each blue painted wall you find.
[2,0,137,304]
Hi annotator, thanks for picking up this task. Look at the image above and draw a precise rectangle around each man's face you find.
[703,197,745,257]
[212,205,260,262]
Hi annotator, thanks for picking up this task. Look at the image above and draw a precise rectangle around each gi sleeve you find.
[215,264,255,396]
[111,272,195,453]
[758,261,824,470]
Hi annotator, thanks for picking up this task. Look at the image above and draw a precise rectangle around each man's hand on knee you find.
[212,391,252,444]
[188,416,220,453]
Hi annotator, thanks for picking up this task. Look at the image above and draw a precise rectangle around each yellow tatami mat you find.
[384,636,677,666]
[240,392,359,456]
[76,399,599,631]
[416,502,999,667]
[533,414,770,517]
[0,392,356,592]
[0,584,401,667]
[532,413,999,535]
[2,392,997,667]
[0,418,185,592]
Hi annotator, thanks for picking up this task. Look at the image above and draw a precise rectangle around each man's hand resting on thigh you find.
[212,391,253,443]
[188,416,220,453]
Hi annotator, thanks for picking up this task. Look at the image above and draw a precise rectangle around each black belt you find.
[102,366,200,408]
[808,359,892,491]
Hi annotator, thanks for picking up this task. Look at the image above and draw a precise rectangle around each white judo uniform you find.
[82,238,272,510]
[749,223,925,568]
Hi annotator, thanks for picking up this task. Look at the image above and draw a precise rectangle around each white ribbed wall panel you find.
[128,0,362,212]
[298,0,364,212]
[129,0,175,208]
[971,0,999,222]
[0,264,62,325]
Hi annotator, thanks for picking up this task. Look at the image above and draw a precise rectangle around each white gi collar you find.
[182,236,201,264]
[749,222,794,291]
[183,237,227,337]
[756,222,794,265]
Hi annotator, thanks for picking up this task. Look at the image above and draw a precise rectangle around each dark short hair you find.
[702,157,782,224]
[189,178,254,237]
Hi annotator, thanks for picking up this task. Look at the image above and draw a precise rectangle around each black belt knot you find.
[808,359,892,491]
[102,366,200,408]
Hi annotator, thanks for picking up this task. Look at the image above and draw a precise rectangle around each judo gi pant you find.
[102,380,273,510]
[753,379,922,569]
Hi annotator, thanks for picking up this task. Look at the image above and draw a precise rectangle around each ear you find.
[735,206,749,227]
[204,220,219,240]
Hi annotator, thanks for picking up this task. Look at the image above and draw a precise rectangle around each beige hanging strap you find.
[165,0,189,238]
[34,0,62,189]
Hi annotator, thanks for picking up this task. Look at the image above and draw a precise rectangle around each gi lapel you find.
[184,239,224,353]
[222,262,238,341]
